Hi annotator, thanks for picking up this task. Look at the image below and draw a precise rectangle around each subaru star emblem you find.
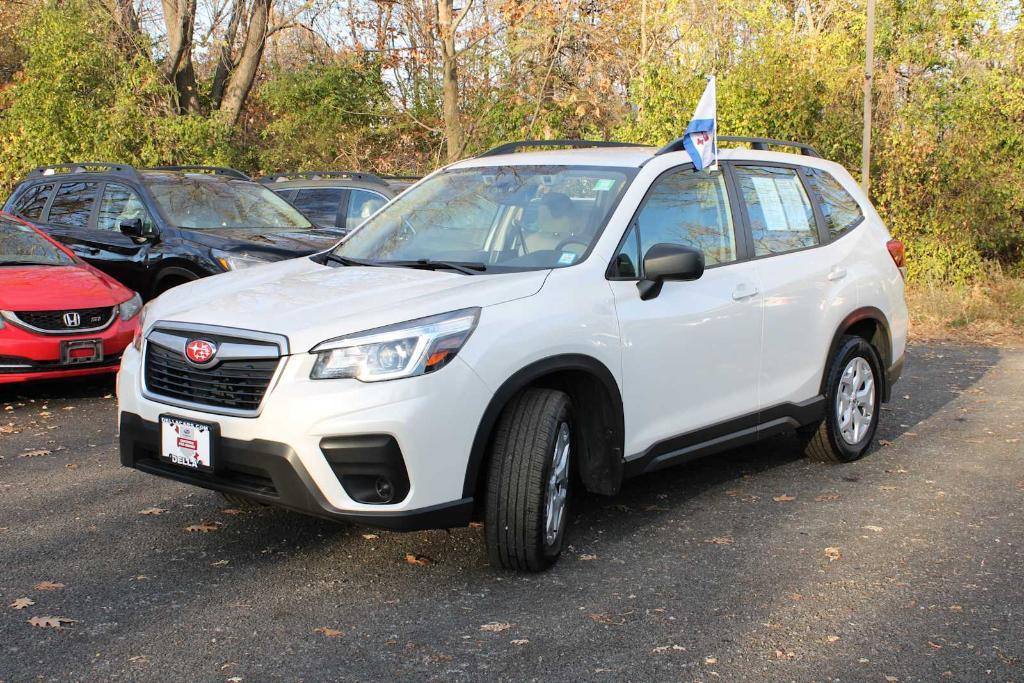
[63,312,81,328]
[185,339,217,364]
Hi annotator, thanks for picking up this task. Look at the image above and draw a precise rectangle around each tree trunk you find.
[437,0,464,162]
[210,0,243,110]
[219,0,271,125]
[161,0,200,113]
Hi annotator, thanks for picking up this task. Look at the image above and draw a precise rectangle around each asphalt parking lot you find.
[1,342,1022,682]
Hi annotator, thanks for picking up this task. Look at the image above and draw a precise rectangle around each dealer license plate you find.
[160,416,214,470]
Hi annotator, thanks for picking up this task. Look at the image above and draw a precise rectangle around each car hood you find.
[0,265,130,310]
[148,257,550,352]
[181,227,344,257]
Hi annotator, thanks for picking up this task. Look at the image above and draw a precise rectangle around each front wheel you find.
[484,388,573,571]
[801,335,883,463]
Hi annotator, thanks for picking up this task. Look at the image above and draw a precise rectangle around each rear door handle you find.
[732,284,759,300]
[827,267,848,282]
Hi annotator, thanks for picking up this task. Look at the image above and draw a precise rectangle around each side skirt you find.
[623,396,826,478]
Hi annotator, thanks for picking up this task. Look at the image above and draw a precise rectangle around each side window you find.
[635,169,737,266]
[47,182,98,228]
[97,183,154,232]
[807,169,864,239]
[347,189,387,228]
[12,184,54,220]
[734,166,818,257]
[293,188,344,227]
[610,224,640,278]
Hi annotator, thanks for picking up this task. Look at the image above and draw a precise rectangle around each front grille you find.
[144,343,279,413]
[13,306,114,332]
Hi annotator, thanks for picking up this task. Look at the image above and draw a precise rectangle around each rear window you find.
[0,217,74,266]
[12,183,54,220]
[808,169,864,239]
[48,182,98,228]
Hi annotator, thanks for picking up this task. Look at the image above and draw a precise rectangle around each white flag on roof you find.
[684,77,717,171]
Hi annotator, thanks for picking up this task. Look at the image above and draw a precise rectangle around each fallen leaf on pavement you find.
[589,613,625,625]
[220,508,244,515]
[824,547,842,561]
[878,439,892,446]
[361,534,378,540]
[578,553,598,561]
[928,641,943,649]
[20,449,51,458]
[704,656,718,664]
[649,644,686,654]
[404,553,432,566]
[480,622,511,632]
[28,616,75,629]
[705,535,734,545]
[10,597,35,609]
[885,467,908,474]
[863,525,884,532]
[127,655,150,664]
[313,627,343,638]
[815,494,841,502]
[772,494,796,502]
[139,508,168,516]
[211,560,229,567]
[33,581,65,591]
[826,635,840,643]
[510,639,529,646]
[774,648,795,660]
[65,463,79,470]
[184,521,222,533]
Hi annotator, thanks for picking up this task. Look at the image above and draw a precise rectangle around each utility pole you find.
[861,0,876,194]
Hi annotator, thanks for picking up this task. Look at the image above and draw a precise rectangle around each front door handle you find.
[827,267,848,282]
[732,283,759,300]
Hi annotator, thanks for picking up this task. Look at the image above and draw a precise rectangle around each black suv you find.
[259,171,416,232]
[2,163,345,298]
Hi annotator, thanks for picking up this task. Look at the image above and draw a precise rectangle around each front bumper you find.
[0,316,135,384]
[119,412,473,530]
[116,339,493,525]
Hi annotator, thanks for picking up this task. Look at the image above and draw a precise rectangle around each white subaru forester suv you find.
[118,136,908,571]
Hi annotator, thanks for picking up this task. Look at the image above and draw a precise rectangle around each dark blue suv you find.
[2,163,344,298]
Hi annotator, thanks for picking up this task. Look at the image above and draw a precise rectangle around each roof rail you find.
[477,139,646,158]
[147,165,251,180]
[257,170,390,186]
[655,135,821,158]
[27,162,140,179]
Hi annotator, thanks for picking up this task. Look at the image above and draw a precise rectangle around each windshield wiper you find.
[0,261,54,267]
[385,259,487,275]
[324,254,379,267]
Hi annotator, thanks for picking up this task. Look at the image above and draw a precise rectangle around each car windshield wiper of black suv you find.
[381,259,487,275]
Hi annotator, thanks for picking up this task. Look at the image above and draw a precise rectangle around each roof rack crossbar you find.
[257,170,390,186]
[27,162,140,179]
[147,165,251,180]
[477,139,644,158]
[655,135,821,158]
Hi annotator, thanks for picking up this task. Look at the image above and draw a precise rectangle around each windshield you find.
[146,175,313,230]
[332,165,634,272]
[0,217,74,266]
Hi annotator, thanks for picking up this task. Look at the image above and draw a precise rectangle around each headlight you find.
[131,302,152,351]
[310,308,480,382]
[212,249,276,271]
[118,292,143,321]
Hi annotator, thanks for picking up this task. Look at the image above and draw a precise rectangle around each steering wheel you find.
[554,237,590,254]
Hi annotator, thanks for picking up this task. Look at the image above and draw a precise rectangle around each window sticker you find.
[593,178,615,191]
[750,176,811,232]
[557,251,578,265]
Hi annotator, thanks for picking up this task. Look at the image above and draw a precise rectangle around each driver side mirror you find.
[637,243,705,300]
[119,218,150,240]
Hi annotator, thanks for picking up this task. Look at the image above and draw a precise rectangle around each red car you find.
[0,212,142,384]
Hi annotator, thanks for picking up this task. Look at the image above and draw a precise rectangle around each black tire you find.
[801,335,884,463]
[220,492,264,509]
[484,388,573,571]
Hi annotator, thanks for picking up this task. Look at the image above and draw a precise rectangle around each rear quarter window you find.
[12,183,54,220]
[808,169,864,239]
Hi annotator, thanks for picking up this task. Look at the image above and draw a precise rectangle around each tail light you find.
[886,239,906,278]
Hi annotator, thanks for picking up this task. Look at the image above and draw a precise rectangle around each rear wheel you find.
[484,388,573,571]
[801,335,883,463]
